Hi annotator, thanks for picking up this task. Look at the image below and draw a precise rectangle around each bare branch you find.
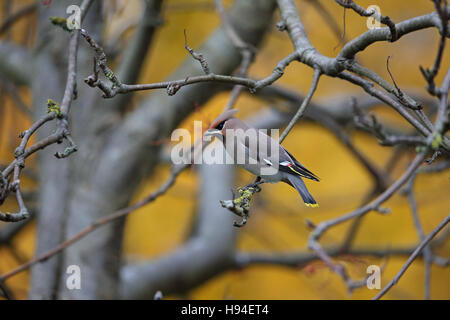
[310,153,426,244]
[338,6,450,59]
[420,0,448,95]
[308,152,427,287]
[374,214,450,299]
[404,174,433,299]
[0,0,95,222]
[0,164,187,281]
[80,29,297,98]
[353,102,426,147]
[277,0,340,74]
[108,0,163,111]
[341,59,421,110]
[279,67,321,143]
[184,29,211,75]
[235,246,413,269]
[215,0,256,110]
[338,72,450,151]
[334,0,398,41]
[306,0,348,45]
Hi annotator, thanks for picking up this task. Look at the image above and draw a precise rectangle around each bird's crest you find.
[209,109,239,129]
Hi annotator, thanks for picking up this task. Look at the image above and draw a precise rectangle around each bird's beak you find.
[204,129,222,138]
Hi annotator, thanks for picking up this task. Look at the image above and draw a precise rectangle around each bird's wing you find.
[279,147,319,181]
[233,128,319,181]
[234,129,261,163]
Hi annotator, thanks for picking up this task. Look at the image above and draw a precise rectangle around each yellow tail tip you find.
[305,203,319,208]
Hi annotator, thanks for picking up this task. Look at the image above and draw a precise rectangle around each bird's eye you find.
[216,121,225,130]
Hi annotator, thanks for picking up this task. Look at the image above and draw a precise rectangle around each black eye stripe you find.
[216,121,225,130]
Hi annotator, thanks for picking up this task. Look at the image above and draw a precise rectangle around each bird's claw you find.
[243,178,264,192]
[220,182,262,227]
[233,214,248,228]
[243,183,261,192]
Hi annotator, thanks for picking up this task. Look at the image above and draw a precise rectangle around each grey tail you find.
[285,175,318,208]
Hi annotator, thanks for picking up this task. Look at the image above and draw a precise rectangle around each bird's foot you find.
[220,181,262,227]
[233,214,248,228]
[244,177,264,192]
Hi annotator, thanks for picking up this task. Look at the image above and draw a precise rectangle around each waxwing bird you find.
[204,109,319,207]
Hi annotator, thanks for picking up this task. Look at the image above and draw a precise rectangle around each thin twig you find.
[0,0,94,222]
[334,0,398,41]
[184,29,210,75]
[81,28,294,99]
[373,214,450,300]
[338,72,448,151]
[404,174,433,299]
[214,0,251,51]
[215,0,255,110]
[0,164,187,281]
[308,152,427,288]
[386,56,404,99]
[279,67,321,143]
[352,101,426,147]
[304,0,347,47]
[419,0,448,95]
[338,7,447,59]
[343,59,421,110]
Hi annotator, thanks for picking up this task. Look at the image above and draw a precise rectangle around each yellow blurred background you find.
[0,0,449,299]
